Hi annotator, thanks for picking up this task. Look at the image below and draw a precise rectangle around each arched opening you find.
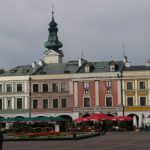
[58,115,72,132]
[128,114,139,129]
[59,115,72,122]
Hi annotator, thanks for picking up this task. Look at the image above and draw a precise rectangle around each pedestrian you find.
[0,128,4,150]
[101,121,107,135]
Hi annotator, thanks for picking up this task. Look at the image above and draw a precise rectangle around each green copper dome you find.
[44,11,63,50]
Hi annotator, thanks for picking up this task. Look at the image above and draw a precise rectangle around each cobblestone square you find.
[4,131,150,150]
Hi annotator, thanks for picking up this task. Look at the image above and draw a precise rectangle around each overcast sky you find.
[0,0,150,69]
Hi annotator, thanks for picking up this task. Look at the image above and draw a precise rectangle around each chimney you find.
[123,56,131,68]
[78,58,87,67]
[123,56,128,63]
[32,61,37,68]
[145,60,150,67]
[38,59,44,66]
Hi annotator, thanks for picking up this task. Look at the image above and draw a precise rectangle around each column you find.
[148,79,150,105]
[117,79,121,105]
[24,96,28,109]
[12,97,15,109]
[135,80,138,106]
[69,81,73,95]
[74,81,78,107]
[95,81,99,106]
[122,80,126,106]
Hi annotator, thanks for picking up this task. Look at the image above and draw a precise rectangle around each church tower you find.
[43,11,64,64]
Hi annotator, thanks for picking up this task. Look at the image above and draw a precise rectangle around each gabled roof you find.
[78,61,124,73]
[1,65,33,76]
[1,60,124,76]
[35,61,79,75]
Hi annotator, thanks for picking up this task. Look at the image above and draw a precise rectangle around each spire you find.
[44,11,63,50]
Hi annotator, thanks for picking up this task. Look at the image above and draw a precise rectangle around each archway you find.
[58,115,72,132]
[128,114,139,128]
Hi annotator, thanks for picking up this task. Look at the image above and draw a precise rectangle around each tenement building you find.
[122,59,150,128]
[0,11,150,129]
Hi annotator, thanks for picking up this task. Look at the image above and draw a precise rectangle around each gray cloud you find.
[0,0,150,69]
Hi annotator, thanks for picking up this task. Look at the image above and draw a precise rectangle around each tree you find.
[0,68,5,74]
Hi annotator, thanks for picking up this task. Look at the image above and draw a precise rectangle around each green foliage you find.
[0,68,5,74]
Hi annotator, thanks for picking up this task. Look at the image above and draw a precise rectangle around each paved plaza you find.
[3,131,150,150]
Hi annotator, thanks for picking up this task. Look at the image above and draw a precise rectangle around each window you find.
[84,97,90,107]
[85,66,90,73]
[84,82,90,89]
[6,84,12,92]
[61,98,67,108]
[139,81,145,90]
[17,98,22,109]
[61,83,67,92]
[140,97,146,106]
[33,84,38,92]
[106,81,111,88]
[0,84,2,92]
[127,82,133,90]
[17,84,22,92]
[106,97,112,107]
[43,84,48,92]
[33,99,38,109]
[0,99,2,109]
[7,98,11,109]
[53,99,58,108]
[84,89,90,95]
[43,99,48,108]
[110,65,115,72]
[52,83,59,92]
[127,97,133,106]
[106,88,111,94]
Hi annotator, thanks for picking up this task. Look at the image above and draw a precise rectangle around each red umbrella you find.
[73,117,88,123]
[86,115,101,121]
[111,116,133,121]
[85,113,112,121]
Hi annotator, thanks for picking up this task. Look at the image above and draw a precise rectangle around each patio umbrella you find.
[32,116,51,122]
[111,116,133,121]
[73,117,88,123]
[88,113,112,121]
[54,116,67,121]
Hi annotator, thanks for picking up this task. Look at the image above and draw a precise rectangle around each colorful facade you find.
[123,62,150,128]
[0,10,150,129]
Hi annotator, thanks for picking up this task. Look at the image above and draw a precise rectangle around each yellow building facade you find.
[123,68,150,128]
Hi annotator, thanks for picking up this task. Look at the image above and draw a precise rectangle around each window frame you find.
[0,84,3,92]
[33,99,38,109]
[6,84,13,92]
[43,84,48,92]
[139,81,146,90]
[83,97,90,107]
[61,98,67,108]
[16,98,23,109]
[127,97,134,106]
[52,83,59,92]
[53,98,58,108]
[43,99,49,108]
[126,81,133,90]
[61,82,67,92]
[33,84,39,92]
[140,97,146,106]
[17,84,23,92]
[105,97,112,107]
